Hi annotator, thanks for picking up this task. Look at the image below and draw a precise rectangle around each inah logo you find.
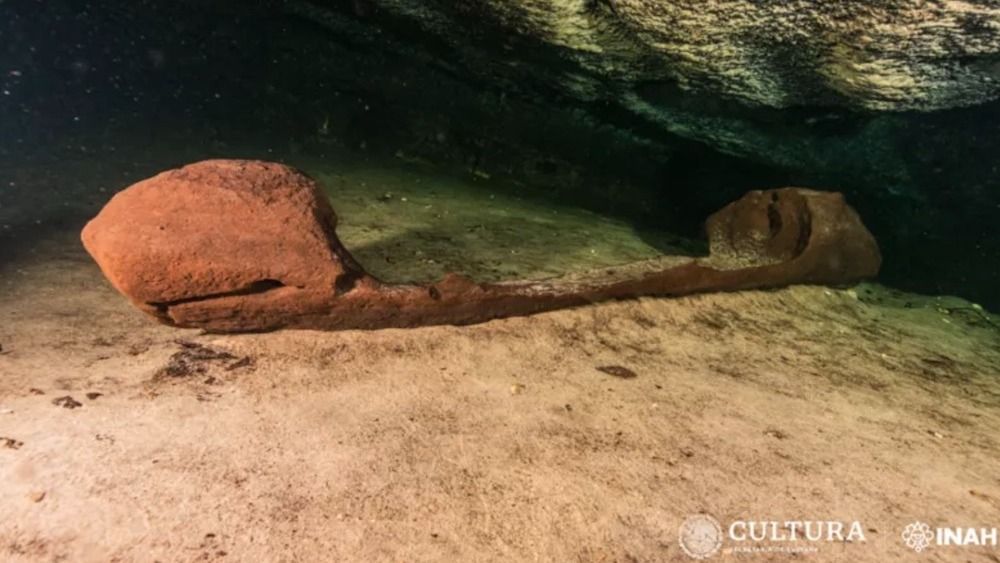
[679,514,723,560]
[937,527,998,547]
[902,522,934,552]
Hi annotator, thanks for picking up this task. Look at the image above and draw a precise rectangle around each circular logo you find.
[679,514,723,560]
[902,522,934,552]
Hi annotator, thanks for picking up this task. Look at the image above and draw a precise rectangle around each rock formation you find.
[81,160,881,332]
[279,0,1000,111]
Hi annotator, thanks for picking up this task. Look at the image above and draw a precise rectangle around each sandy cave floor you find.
[1,147,1000,562]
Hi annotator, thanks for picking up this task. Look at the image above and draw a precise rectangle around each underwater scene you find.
[1,1,999,561]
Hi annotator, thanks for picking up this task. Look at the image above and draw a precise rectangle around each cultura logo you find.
[678,514,723,560]
[678,515,866,559]
[902,522,935,552]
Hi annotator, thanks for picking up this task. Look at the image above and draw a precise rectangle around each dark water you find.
[2,0,998,309]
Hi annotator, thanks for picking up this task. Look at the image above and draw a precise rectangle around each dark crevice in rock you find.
[767,195,784,238]
[334,271,365,296]
[149,279,288,313]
